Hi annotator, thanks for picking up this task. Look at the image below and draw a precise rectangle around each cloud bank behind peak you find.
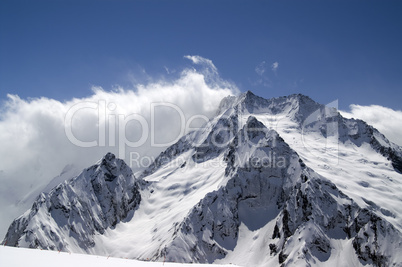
[0,56,239,237]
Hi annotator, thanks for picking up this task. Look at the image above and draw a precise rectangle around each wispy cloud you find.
[253,60,279,87]
[255,61,266,76]
[164,66,176,74]
[340,104,402,146]
[271,61,279,75]
[184,55,218,74]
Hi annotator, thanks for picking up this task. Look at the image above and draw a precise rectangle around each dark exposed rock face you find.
[155,116,402,266]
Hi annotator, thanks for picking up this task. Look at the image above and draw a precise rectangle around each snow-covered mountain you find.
[3,92,402,266]
[16,164,82,212]
[3,153,142,252]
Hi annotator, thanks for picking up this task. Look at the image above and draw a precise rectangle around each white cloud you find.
[253,61,278,87]
[184,55,218,74]
[271,61,279,74]
[183,55,234,91]
[164,66,176,74]
[0,56,239,237]
[340,104,402,146]
[255,61,266,76]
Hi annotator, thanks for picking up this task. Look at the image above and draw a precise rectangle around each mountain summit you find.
[3,92,402,266]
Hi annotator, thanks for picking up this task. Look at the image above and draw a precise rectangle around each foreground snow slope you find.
[0,246,238,267]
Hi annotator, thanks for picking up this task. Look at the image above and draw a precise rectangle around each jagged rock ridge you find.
[3,153,141,252]
[153,116,402,266]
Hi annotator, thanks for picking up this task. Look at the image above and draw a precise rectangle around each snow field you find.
[0,246,239,267]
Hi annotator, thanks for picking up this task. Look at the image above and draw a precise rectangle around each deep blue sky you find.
[1,0,401,110]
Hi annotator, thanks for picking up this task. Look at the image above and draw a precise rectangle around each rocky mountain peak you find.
[2,153,142,252]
